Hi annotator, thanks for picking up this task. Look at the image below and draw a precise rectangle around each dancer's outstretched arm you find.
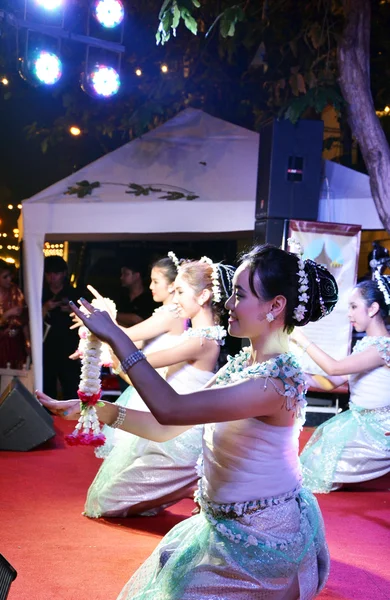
[304,372,348,392]
[71,284,180,341]
[290,328,386,376]
[36,392,192,442]
[68,300,300,427]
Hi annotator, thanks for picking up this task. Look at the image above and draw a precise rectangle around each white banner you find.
[288,220,361,375]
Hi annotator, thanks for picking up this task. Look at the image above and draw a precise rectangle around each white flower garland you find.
[287,237,310,323]
[200,256,222,303]
[66,296,117,447]
[167,251,180,271]
[374,270,390,309]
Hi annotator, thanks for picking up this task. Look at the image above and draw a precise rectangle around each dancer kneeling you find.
[292,274,390,493]
[39,244,336,599]
[40,258,233,518]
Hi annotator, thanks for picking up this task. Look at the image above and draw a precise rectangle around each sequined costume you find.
[301,336,390,493]
[116,349,329,600]
[84,326,226,518]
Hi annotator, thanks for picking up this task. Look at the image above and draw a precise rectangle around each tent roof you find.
[20,107,382,238]
[319,160,382,229]
[20,108,259,238]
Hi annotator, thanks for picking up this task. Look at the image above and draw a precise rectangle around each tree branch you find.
[338,0,390,232]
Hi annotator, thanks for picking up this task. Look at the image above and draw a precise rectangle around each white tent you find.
[19,107,382,389]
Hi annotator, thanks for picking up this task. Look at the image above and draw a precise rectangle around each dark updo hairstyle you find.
[241,244,338,333]
[178,260,235,324]
[152,253,181,285]
[356,276,390,320]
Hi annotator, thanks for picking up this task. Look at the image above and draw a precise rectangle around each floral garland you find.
[374,270,390,309]
[200,256,221,303]
[287,238,309,323]
[65,330,106,447]
[66,296,117,447]
[167,250,180,271]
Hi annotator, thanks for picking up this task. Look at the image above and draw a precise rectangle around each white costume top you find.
[349,337,390,410]
[200,347,306,504]
[202,419,302,503]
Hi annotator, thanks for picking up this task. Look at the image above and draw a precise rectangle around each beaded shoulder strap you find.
[182,325,226,345]
[215,349,307,414]
[152,303,180,318]
[353,336,390,367]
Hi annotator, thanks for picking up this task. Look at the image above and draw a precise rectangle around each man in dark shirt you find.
[42,256,81,399]
[115,256,155,327]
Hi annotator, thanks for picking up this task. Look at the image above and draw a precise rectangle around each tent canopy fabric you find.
[19,108,382,390]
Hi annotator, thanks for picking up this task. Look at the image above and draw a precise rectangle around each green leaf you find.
[181,9,198,35]
[41,138,49,154]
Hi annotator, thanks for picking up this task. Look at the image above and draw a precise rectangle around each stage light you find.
[160,63,168,74]
[17,204,22,209]
[33,51,62,85]
[88,65,121,97]
[385,106,390,113]
[7,205,13,210]
[135,68,142,77]
[36,0,63,9]
[94,0,125,28]
[69,126,81,136]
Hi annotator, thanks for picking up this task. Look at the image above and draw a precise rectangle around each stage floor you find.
[1,420,390,600]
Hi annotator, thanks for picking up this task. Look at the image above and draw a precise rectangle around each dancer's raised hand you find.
[70,298,121,345]
[35,391,80,419]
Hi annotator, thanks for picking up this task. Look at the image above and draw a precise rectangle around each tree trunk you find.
[338,0,390,232]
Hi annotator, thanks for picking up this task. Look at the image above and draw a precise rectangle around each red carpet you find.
[1,420,390,600]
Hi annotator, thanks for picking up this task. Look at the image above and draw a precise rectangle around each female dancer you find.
[291,273,390,493]
[40,244,336,599]
[92,252,187,458]
[41,257,233,518]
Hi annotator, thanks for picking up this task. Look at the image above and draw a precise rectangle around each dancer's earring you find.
[266,312,274,323]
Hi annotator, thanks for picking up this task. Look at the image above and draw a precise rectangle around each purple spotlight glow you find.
[94,0,124,28]
[90,65,120,97]
[36,0,63,9]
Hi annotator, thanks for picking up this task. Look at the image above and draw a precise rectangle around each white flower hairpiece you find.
[374,269,390,307]
[287,237,310,322]
[168,251,180,271]
[200,256,222,303]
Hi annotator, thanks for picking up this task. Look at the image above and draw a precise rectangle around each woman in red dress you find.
[0,259,29,369]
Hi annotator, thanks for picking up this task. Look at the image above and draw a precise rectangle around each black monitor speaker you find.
[0,378,55,451]
[0,554,17,600]
[256,118,324,221]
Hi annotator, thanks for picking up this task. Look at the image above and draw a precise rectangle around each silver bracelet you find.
[121,350,146,372]
[109,405,126,429]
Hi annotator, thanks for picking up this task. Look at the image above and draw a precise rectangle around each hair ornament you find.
[287,238,310,322]
[200,256,222,303]
[374,269,390,308]
[167,251,180,271]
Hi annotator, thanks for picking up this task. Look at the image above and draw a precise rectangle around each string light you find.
[160,64,168,74]
[135,68,142,77]
[1,77,9,85]
[69,126,82,136]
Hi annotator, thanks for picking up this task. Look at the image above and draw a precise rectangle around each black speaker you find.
[254,218,288,246]
[256,119,324,221]
[0,378,55,451]
[0,554,17,600]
